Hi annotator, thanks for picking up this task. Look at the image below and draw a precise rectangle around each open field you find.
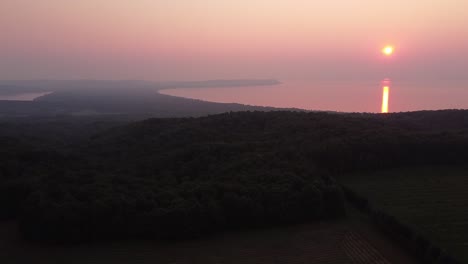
[339,166,468,262]
[0,220,411,264]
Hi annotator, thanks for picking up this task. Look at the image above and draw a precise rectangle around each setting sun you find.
[382,46,394,56]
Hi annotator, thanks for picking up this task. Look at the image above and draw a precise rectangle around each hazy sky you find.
[1,0,468,81]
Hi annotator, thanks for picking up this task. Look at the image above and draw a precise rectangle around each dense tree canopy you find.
[2,110,468,242]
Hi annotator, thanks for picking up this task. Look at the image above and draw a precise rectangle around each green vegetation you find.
[339,167,468,263]
[2,109,468,248]
[1,112,349,242]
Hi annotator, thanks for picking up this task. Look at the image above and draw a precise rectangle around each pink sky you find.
[1,0,468,81]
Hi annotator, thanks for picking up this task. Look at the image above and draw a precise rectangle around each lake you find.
[0,92,51,101]
[160,79,468,113]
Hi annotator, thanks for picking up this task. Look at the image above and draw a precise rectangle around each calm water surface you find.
[160,80,468,113]
[0,92,51,101]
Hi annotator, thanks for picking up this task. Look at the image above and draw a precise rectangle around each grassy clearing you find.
[339,166,468,262]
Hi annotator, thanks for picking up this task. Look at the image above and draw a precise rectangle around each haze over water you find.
[2,1,468,112]
[160,79,468,113]
[0,92,51,101]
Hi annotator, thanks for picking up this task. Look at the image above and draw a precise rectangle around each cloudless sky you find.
[1,0,468,81]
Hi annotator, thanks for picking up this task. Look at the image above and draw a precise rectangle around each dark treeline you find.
[2,110,468,242]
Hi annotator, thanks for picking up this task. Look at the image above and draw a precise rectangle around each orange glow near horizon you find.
[381,86,390,113]
[2,1,468,83]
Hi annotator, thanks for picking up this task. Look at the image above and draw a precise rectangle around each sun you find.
[382,45,394,56]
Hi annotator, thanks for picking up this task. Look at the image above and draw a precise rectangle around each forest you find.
[1,110,468,243]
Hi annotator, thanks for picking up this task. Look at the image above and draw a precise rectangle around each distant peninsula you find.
[0,79,288,118]
[158,79,281,89]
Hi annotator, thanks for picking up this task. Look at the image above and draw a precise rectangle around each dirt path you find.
[346,207,420,264]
